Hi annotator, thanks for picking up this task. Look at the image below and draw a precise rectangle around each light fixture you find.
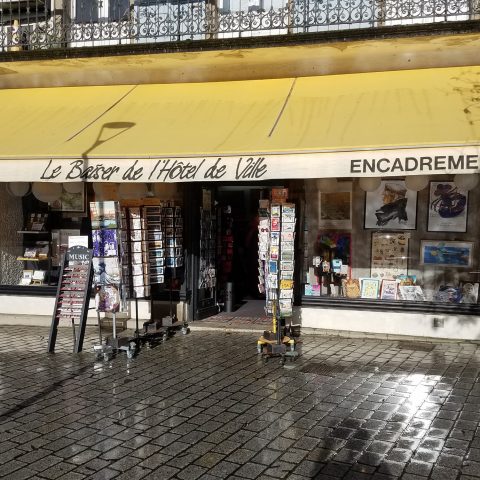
[63,182,84,194]
[32,182,63,203]
[315,178,338,193]
[358,177,381,192]
[405,175,429,191]
[454,174,479,191]
[6,182,30,197]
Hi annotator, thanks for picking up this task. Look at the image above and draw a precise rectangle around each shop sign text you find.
[40,157,268,182]
[350,154,479,174]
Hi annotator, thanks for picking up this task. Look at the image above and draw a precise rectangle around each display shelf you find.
[16,257,49,262]
[301,295,480,315]
[16,219,53,287]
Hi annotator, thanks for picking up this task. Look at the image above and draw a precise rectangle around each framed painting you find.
[370,232,410,281]
[318,182,352,229]
[380,279,399,300]
[51,185,86,213]
[427,181,468,233]
[365,180,417,230]
[420,240,473,267]
[360,278,380,299]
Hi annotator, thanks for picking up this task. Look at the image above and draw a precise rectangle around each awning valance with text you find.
[1,65,479,182]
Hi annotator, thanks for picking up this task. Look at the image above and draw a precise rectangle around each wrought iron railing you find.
[0,0,479,51]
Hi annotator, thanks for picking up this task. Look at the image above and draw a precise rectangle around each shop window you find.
[303,177,480,307]
[0,183,88,289]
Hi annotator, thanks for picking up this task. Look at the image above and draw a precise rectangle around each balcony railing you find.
[1,0,479,51]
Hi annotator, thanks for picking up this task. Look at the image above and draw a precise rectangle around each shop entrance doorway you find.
[216,186,268,316]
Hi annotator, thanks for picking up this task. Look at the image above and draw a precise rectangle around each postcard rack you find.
[48,246,93,354]
[257,196,299,365]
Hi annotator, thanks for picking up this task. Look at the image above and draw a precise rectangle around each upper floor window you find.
[75,0,130,22]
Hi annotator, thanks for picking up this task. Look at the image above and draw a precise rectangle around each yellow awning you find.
[1,65,479,182]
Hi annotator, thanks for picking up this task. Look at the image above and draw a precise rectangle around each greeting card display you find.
[121,206,151,298]
[89,201,124,310]
[92,229,119,257]
[92,257,121,285]
[260,199,296,317]
[95,285,121,312]
[90,201,119,229]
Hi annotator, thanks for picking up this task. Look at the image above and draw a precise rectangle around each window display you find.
[304,176,480,306]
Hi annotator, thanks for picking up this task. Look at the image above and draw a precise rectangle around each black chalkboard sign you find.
[48,246,93,353]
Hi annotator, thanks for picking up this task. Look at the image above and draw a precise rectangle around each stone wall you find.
[0,184,24,285]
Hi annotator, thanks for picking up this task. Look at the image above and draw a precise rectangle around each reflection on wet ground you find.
[0,325,479,479]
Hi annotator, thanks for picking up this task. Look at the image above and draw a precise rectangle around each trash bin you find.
[225,282,234,312]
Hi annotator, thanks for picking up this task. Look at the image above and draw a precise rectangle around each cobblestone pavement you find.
[0,326,480,479]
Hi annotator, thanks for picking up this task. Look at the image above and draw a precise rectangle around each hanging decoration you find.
[32,182,62,203]
[454,174,479,191]
[63,182,84,194]
[316,178,338,193]
[405,175,429,191]
[6,182,30,197]
[359,177,381,192]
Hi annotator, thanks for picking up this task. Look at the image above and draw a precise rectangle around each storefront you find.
[0,65,479,338]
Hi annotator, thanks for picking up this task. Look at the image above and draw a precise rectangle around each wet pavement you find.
[0,325,480,479]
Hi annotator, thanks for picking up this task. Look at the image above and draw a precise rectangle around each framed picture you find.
[420,240,474,267]
[51,185,86,213]
[318,182,352,229]
[370,232,410,281]
[380,279,398,300]
[427,181,468,232]
[365,180,417,230]
[360,278,380,299]
[399,285,426,301]
[460,282,479,304]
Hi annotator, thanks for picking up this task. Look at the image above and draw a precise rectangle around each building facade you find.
[0,0,479,339]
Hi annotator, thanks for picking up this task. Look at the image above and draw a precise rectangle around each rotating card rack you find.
[48,246,93,354]
[257,198,299,365]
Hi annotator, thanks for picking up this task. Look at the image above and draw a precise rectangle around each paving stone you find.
[208,460,240,477]
[293,460,324,477]
[194,452,225,469]
[176,464,208,480]
[2,328,480,480]
[251,448,283,465]
[260,461,293,478]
